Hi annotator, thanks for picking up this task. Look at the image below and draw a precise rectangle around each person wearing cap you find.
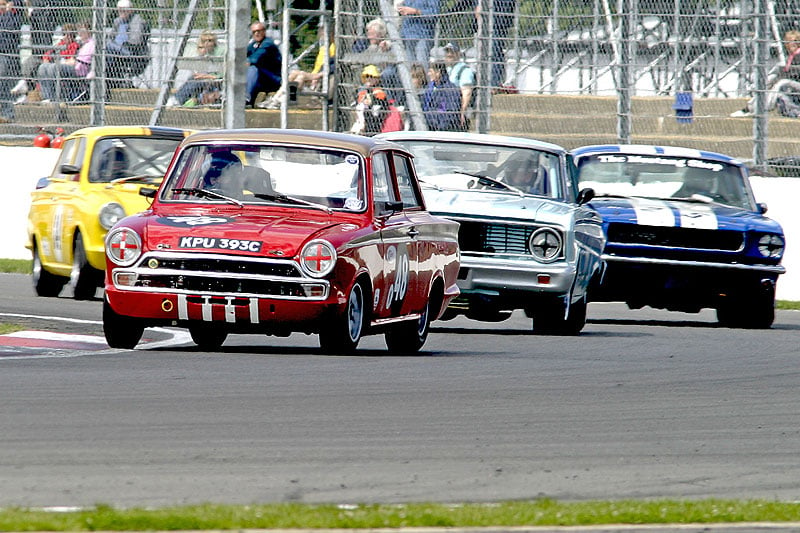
[397,0,440,67]
[443,42,475,130]
[106,0,150,87]
[246,20,282,108]
[350,64,391,135]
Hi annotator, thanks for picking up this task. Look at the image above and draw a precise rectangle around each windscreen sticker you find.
[178,236,262,252]
[595,154,724,171]
[158,216,232,227]
[344,197,364,210]
[345,155,359,165]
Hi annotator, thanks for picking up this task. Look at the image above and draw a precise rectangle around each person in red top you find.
[731,29,800,117]
[36,22,79,103]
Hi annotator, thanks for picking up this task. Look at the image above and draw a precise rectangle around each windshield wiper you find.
[251,192,332,213]
[171,187,243,207]
[109,174,161,185]
[454,171,524,195]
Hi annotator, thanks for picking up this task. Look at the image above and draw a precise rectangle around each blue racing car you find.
[572,144,785,328]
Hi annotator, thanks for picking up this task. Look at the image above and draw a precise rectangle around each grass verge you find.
[1,500,800,531]
[0,259,31,274]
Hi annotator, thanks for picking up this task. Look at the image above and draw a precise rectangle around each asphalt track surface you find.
[1,273,799,517]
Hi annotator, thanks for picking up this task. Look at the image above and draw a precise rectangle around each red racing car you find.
[102,129,460,353]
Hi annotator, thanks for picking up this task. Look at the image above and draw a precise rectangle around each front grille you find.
[121,252,323,299]
[456,220,535,255]
[149,255,300,277]
[607,223,744,252]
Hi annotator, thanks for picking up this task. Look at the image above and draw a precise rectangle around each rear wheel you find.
[319,281,367,354]
[189,324,228,350]
[103,298,144,349]
[385,300,430,354]
[69,232,102,300]
[31,242,67,297]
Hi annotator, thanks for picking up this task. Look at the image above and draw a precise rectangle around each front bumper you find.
[457,255,576,296]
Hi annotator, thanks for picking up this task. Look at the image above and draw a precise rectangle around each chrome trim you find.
[603,254,786,274]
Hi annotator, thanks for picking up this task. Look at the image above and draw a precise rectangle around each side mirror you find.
[35,177,50,189]
[576,187,595,206]
[59,163,80,175]
[139,187,157,198]
[757,202,768,215]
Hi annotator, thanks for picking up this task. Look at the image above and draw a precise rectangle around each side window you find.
[392,153,422,209]
[371,152,395,207]
[52,137,85,181]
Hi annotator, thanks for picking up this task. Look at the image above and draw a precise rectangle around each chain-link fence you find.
[0,0,231,140]
[2,0,798,173]
[335,0,800,173]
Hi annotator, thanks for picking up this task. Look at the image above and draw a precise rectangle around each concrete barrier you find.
[3,146,798,301]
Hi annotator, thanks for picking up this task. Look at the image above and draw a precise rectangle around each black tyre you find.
[717,285,775,329]
[31,242,67,297]
[532,294,587,336]
[319,281,367,354]
[103,298,144,349]
[69,232,102,300]
[385,300,430,354]
[189,324,228,350]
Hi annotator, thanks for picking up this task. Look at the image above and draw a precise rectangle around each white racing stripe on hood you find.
[677,203,718,229]
[630,198,676,227]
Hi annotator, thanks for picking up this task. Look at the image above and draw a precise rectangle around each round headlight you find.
[106,227,143,266]
[529,227,563,263]
[758,234,785,259]
[300,240,337,278]
[99,202,126,230]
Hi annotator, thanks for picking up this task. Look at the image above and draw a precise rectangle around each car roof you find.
[67,125,192,140]
[183,128,410,159]
[571,144,743,166]
[377,131,568,154]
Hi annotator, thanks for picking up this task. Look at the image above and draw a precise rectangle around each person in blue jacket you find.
[246,21,282,108]
[397,0,440,68]
[422,61,463,131]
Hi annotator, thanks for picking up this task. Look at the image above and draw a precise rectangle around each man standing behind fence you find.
[397,0,439,68]
[0,0,21,122]
[443,42,475,130]
[246,21,281,108]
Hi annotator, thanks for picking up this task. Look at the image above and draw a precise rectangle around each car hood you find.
[142,211,346,258]
[589,196,784,233]
[423,189,575,225]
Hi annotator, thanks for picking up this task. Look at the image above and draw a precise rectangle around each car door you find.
[371,151,420,319]
[31,136,86,269]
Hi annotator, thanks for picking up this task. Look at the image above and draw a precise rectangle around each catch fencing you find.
[3,0,798,173]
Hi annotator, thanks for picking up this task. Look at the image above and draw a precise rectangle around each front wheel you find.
[717,284,775,329]
[319,281,367,354]
[385,300,430,354]
[531,294,587,336]
[69,232,102,300]
[32,242,67,297]
[189,324,228,350]
[103,298,144,349]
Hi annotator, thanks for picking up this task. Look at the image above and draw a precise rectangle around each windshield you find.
[576,153,754,210]
[89,136,181,183]
[391,140,564,199]
[161,143,365,211]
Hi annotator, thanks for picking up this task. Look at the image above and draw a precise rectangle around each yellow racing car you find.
[27,125,192,299]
